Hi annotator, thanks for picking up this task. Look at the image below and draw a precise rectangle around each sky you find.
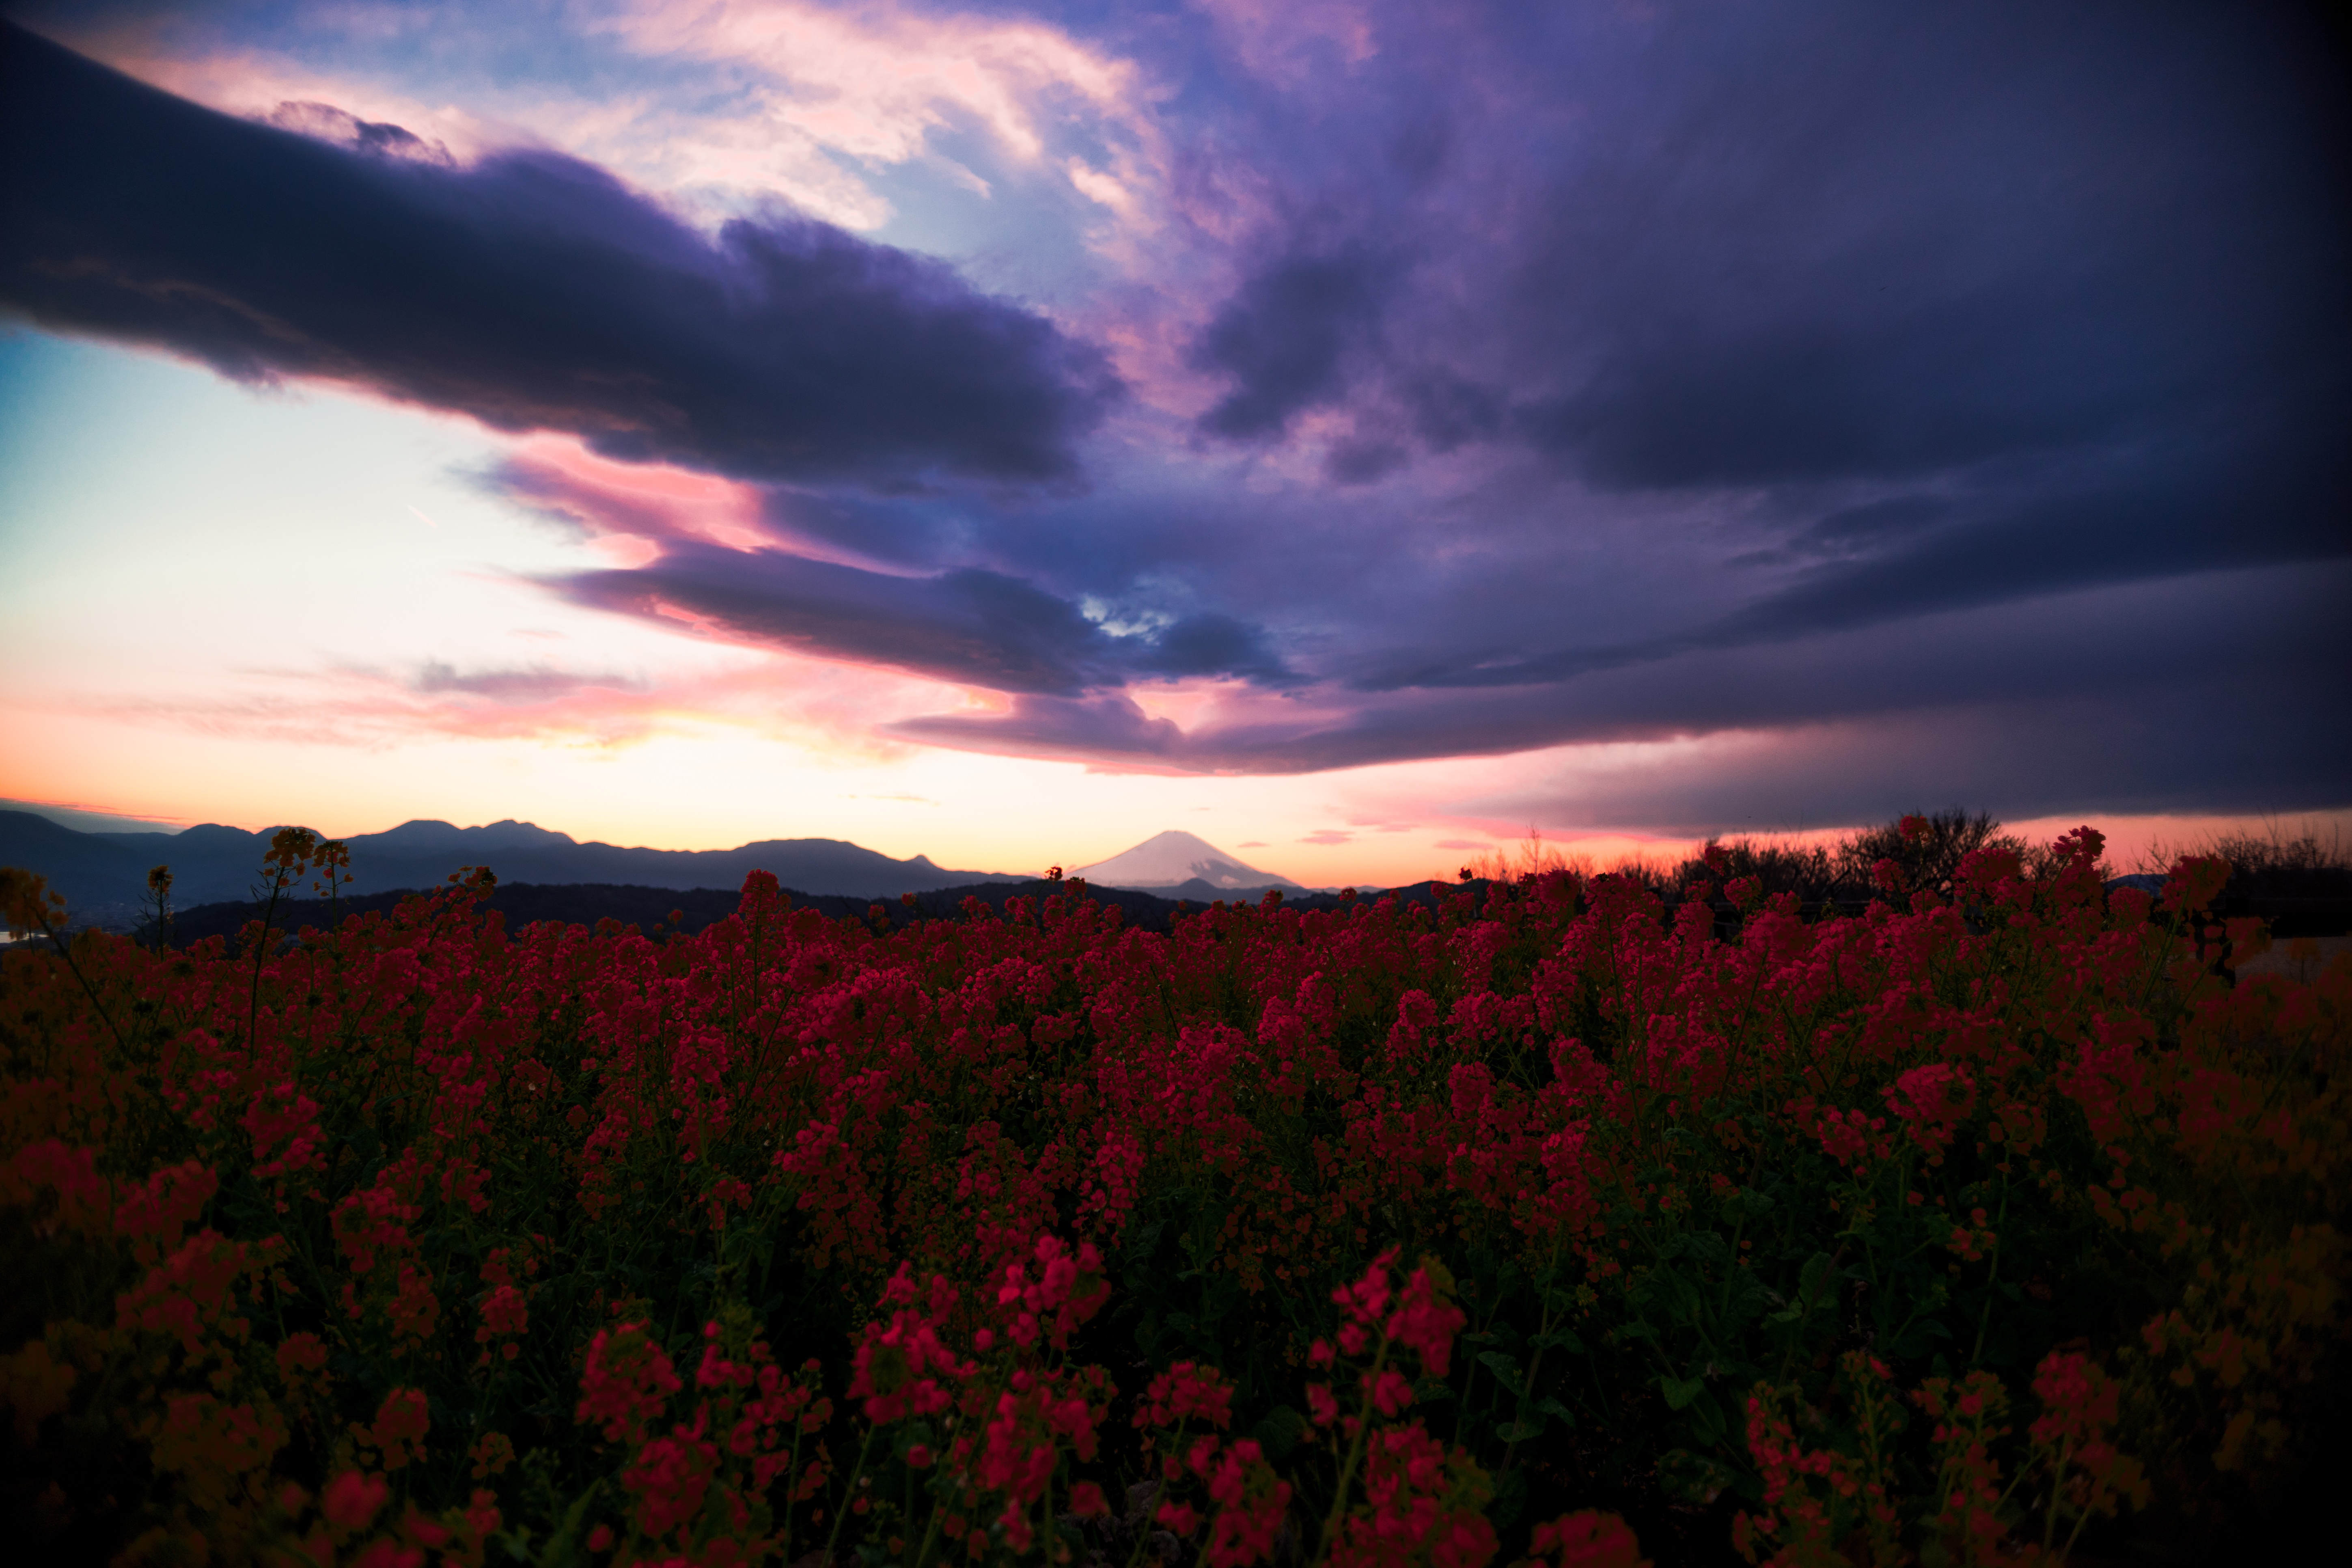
[2,0,2347,887]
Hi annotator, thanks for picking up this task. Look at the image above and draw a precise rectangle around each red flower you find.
[321,1469,388,1533]
[1528,1510,1649,1568]
[364,1388,429,1471]
[577,1322,681,1445]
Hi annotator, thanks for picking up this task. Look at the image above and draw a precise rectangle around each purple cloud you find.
[410,662,642,702]
[1191,247,1393,442]
[5,2,2346,829]
[550,541,1294,695]
[0,23,1119,485]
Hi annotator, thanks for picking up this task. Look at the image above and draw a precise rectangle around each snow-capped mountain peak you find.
[1069,830,1302,891]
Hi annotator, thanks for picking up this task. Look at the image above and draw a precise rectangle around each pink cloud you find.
[1197,0,1380,86]
[597,0,1172,234]
[50,638,976,765]
[494,438,779,554]
[81,38,505,165]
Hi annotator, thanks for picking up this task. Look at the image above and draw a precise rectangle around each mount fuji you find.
[1069,831,1307,895]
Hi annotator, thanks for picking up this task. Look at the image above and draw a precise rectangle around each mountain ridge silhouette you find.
[0,809,1022,919]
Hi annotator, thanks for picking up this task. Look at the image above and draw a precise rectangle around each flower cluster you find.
[0,823,2343,1565]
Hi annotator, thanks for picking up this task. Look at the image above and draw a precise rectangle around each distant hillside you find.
[0,810,1026,923]
[136,877,1462,949]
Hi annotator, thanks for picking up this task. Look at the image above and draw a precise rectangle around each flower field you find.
[3,822,2347,1567]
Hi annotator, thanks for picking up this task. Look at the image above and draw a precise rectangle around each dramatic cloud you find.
[549,539,1295,695]
[4,1,2346,835]
[0,22,1119,485]
[595,0,1170,237]
[263,100,453,166]
[1192,248,1391,441]
[897,563,2350,789]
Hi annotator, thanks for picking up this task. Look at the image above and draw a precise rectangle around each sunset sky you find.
[2,1,2346,886]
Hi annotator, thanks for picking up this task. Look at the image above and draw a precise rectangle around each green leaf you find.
[1536,1396,1576,1428]
[1478,1350,1527,1395]
[532,1482,601,1568]
[1685,1387,1730,1446]
[1660,1374,1706,1410]
[1532,1329,1587,1354]
[1657,1447,1738,1506]
[1798,1250,1835,1308]
[1491,1464,1530,1529]
[1250,1405,1307,1460]
[1888,1316,1954,1359]
[1684,1232,1732,1268]
[1497,1417,1546,1442]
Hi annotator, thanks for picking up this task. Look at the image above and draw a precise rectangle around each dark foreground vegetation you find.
[80,810,2352,954]
[137,878,1385,951]
[2,814,2348,1568]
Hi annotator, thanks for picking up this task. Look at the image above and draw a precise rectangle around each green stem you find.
[1968,1170,2013,1366]
[2058,1475,2098,1564]
[823,1424,878,1566]
[918,1360,1023,1568]
[780,1401,809,1568]
[1714,1210,1749,1322]
[1774,1242,1848,1385]
[2042,1436,2072,1557]
[1119,1417,1187,1568]
[1501,1239,1572,1476]
[30,909,128,1053]
[248,865,290,1047]
[1313,1333,1390,1568]
[1451,1354,1478,1449]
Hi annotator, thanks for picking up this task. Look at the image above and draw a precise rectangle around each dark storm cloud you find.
[559,549,1112,695]
[1172,0,2348,524]
[1461,684,2352,839]
[1485,2,2352,498]
[550,544,1293,696]
[1706,440,2350,647]
[1403,373,1505,454]
[1365,428,2350,694]
[894,692,1186,763]
[9,2,2347,825]
[1729,496,1953,568]
[1132,613,1291,683]
[264,101,453,165]
[1190,248,1392,440]
[0,22,1119,485]
[1512,273,2233,492]
[897,562,2352,787]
